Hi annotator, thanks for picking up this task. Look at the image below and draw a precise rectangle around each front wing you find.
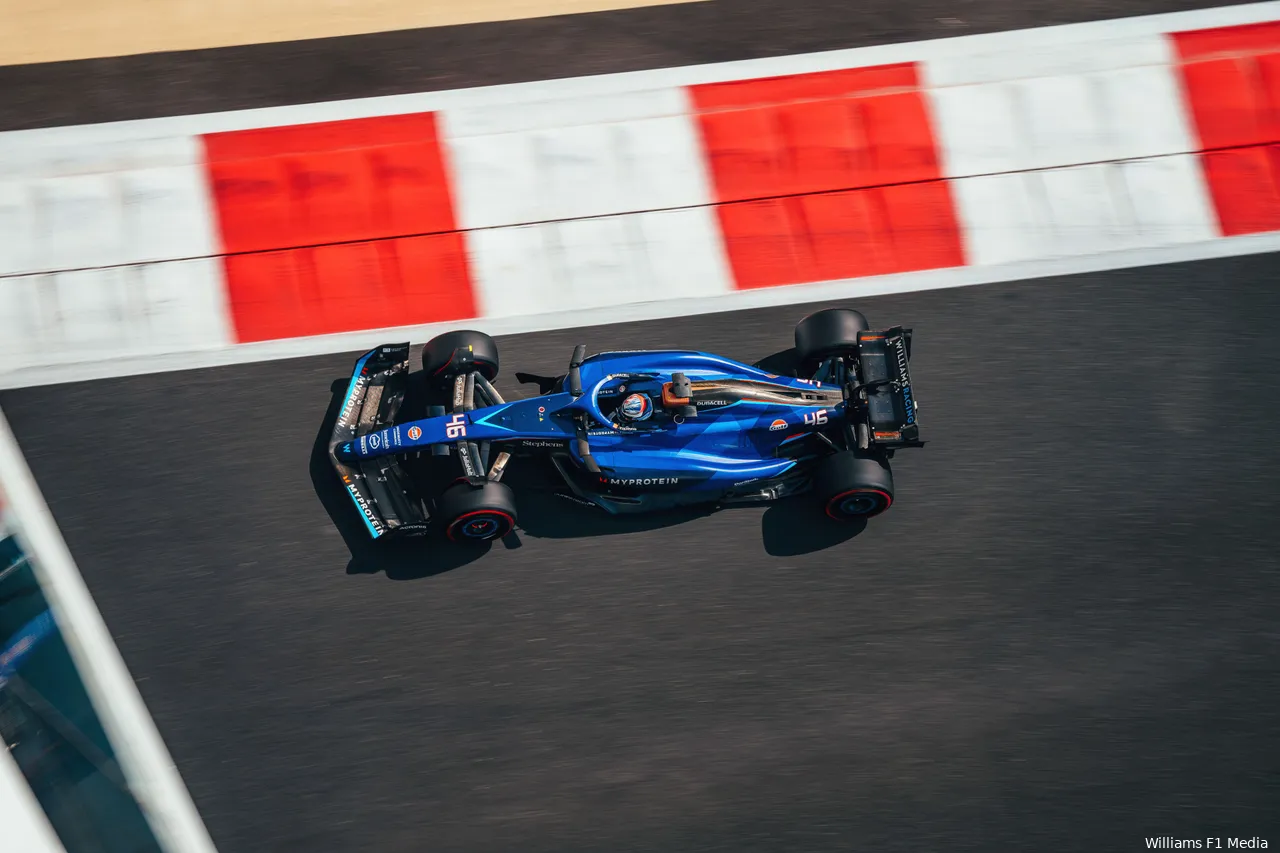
[329,344,431,539]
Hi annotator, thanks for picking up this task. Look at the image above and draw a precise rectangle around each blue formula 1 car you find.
[328,308,923,543]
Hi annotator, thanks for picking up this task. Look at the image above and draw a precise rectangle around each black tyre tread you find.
[422,330,500,382]
[794,308,870,369]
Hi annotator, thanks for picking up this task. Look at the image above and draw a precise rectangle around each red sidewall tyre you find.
[446,509,516,542]
[824,488,893,520]
[436,481,519,543]
[814,451,895,522]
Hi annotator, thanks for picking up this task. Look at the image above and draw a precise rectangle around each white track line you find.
[0,743,67,853]
[0,408,219,853]
[4,229,1279,390]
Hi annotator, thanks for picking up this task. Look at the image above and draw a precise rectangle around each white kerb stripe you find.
[922,33,1221,263]
[0,408,219,853]
[922,33,1198,176]
[0,261,236,373]
[451,86,734,315]
[439,86,717,229]
[0,136,221,276]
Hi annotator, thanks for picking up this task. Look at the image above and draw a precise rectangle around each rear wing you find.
[855,327,923,450]
[329,344,431,539]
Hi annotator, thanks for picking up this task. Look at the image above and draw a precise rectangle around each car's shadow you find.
[311,353,866,579]
[310,378,494,581]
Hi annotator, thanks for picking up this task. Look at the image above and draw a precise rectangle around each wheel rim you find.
[462,517,500,538]
[447,510,513,542]
[826,489,891,519]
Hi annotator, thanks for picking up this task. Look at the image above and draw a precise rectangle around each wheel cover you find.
[447,509,513,541]
[826,488,892,519]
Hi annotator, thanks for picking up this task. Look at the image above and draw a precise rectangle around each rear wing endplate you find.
[857,327,923,449]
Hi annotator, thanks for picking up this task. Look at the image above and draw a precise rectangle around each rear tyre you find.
[813,451,894,520]
[794,308,870,373]
[435,481,518,543]
[422,330,500,384]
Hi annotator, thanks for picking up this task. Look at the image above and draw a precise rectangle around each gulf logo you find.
[768,419,787,432]
[407,426,422,440]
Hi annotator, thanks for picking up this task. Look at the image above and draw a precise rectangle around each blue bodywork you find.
[336,349,850,515]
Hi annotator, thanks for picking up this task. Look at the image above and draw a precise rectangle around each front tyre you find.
[435,481,518,542]
[813,450,894,520]
[422,330,500,384]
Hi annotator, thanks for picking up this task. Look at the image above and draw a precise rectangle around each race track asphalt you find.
[4,255,1280,852]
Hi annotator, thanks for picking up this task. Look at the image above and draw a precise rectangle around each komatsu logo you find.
[606,477,680,486]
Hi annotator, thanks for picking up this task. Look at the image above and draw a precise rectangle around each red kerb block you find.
[689,65,963,288]
[201,113,477,341]
[1173,22,1280,235]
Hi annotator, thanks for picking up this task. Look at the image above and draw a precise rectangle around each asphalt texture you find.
[4,256,1280,852]
[0,0,1259,129]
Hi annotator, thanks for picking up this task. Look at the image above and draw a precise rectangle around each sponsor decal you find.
[769,419,788,432]
[803,409,829,427]
[894,339,910,377]
[796,378,822,386]
[345,483,385,533]
[520,439,565,449]
[339,373,369,425]
[446,413,467,439]
[696,399,730,407]
[458,444,479,478]
[874,430,902,441]
[605,477,680,486]
[407,426,422,440]
[360,436,368,453]
[396,522,431,534]
[893,341,916,425]
[369,433,381,449]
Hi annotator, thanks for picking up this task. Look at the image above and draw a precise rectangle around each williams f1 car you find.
[329,308,923,543]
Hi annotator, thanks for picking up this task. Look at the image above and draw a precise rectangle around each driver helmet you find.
[618,392,653,421]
